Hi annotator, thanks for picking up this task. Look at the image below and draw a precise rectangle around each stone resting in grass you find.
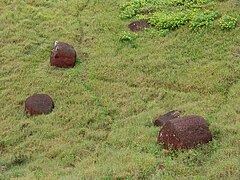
[50,41,76,68]
[154,110,181,127]
[128,20,149,32]
[158,115,212,150]
[25,94,54,116]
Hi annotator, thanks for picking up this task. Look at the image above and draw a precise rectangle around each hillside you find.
[0,0,240,179]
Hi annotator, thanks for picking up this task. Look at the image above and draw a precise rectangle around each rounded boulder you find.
[158,115,212,150]
[25,94,54,116]
[154,110,181,127]
[50,41,76,68]
[128,20,149,32]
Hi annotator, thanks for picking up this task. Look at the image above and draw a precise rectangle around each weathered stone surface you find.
[50,41,76,68]
[158,115,212,150]
[128,20,149,32]
[25,94,54,116]
[0,165,7,173]
[159,164,165,171]
[154,110,181,126]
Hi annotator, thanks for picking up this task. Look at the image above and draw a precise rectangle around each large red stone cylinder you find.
[25,94,54,116]
[158,115,212,150]
[50,41,76,68]
[154,110,181,127]
[128,20,149,32]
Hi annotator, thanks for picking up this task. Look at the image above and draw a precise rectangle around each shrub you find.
[219,15,238,30]
[120,0,162,19]
[149,29,170,37]
[120,31,138,42]
[119,31,138,48]
[120,0,235,36]
[169,0,211,7]
[120,0,147,19]
[149,12,192,30]
[190,11,219,29]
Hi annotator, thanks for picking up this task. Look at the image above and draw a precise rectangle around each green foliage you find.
[119,0,163,19]
[149,12,192,30]
[120,0,147,19]
[119,31,138,47]
[219,15,238,30]
[169,0,211,7]
[190,11,219,29]
[120,31,138,42]
[120,0,238,36]
[148,10,219,31]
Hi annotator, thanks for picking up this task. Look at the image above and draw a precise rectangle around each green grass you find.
[0,0,240,179]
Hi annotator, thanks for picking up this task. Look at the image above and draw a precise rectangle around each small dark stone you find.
[50,41,76,68]
[158,115,212,150]
[25,94,54,116]
[0,165,7,173]
[154,110,181,126]
[159,164,165,171]
[128,20,149,32]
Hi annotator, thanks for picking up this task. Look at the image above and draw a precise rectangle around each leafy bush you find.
[219,15,238,30]
[120,31,138,42]
[169,0,212,7]
[120,0,236,37]
[120,6,136,19]
[190,11,219,29]
[119,31,138,48]
[169,0,185,6]
[149,12,192,30]
[120,0,147,19]
[119,0,163,19]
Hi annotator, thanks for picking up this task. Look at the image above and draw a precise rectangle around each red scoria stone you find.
[25,94,54,116]
[128,20,149,32]
[50,41,76,68]
[154,110,181,127]
[158,115,212,150]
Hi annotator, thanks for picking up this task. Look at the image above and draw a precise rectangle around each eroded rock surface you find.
[25,94,54,116]
[50,41,76,68]
[128,20,149,32]
[158,115,212,150]
[154,110,181,126]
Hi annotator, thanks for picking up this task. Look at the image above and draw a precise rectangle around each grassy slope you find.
[0,0,240,179]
